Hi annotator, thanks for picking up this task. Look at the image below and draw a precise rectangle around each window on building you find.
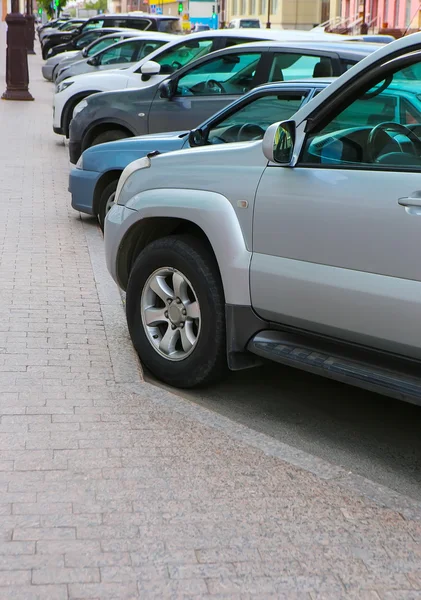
[240,0,246,15]
[271,0,278,14]
[232,0,238,13]
[394,0,400,27]
[260,0,267,15]
[405,0,412,27]
[250,0,256,14]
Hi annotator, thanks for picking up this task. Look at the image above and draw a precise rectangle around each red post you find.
[2,2,34,101]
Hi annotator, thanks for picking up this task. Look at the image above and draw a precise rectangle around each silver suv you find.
[104,33,421,403]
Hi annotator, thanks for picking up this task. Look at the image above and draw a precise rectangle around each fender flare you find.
[120,188,252,306]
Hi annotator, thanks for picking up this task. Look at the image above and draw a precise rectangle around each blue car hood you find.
[83,131,189,172]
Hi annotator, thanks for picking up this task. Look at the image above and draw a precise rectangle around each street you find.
[1,25,421,599]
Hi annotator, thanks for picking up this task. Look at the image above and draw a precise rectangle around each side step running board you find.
[248,330,421,405]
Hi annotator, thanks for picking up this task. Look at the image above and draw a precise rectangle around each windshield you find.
[148,38,214,75]
[158,18,182,33]
[207,93,307,144]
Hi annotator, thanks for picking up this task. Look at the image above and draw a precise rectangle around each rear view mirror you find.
[140,60,161,76]
[262,120,296,165]
[159,79,174,100]
[87,55,100,67]
[188,128,206,147]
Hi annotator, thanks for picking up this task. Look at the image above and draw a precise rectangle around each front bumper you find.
[69,140,82,165]
[42,64,54,80]
[104,203,138,288]
[69,167,101,216]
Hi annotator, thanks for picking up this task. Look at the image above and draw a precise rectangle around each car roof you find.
[93,31,177,48]
[225,39,383,57]
[251,78,337,93]
[89,13,179,20]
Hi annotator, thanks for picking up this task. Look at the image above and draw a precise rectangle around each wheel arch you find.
[82,120,136,152]
[62,91,102,137]
[93,169,123,217]
[113,189,252,307]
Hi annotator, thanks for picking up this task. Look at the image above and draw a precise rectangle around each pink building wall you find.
[342,0,420,30]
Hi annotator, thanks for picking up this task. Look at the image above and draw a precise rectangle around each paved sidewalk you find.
[0,32,421,600]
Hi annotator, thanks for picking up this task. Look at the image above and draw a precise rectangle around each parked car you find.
[68,40,380,162]
[56,28,360,139]
[228,18,261,28]
[55,33,177,85]
[46,26,133,60]
[70,79,333,228]
[42,30,145,82]
[41,13,182,59]
[39,18,85,42]
[104,31,421,403]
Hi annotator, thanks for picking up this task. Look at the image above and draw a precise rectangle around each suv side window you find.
[301,60,421,169]
[207,92,307,144]
[269,53,334,82]
[146,39,215,75]
[175,52,262,97]
[115,18,150,30]
[86,36,122,56]
[84,19,104,30]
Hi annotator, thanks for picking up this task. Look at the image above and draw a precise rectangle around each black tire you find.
[97,179,118,232]
[52,63,59,82]
[126,235,227,388]
[42,45,50,60]
[91,129,130,148]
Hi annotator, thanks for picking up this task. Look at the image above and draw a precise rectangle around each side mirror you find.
[140,60,161,76]
[158,79,174,100]
[262,120,296,165]
[81,47,88,58]
[87,55,100,67]
[188,128,206,147]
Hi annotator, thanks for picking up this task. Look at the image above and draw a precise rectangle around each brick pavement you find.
[0,27,420,599]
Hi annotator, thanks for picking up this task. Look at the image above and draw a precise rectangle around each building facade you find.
[226,0,331,29]
[341,0,421,30]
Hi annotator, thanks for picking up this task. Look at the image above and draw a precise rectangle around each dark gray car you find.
[69,40,381,164]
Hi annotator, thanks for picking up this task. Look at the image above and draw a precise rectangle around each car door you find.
[251,55,421,359]
[148,49,267,133]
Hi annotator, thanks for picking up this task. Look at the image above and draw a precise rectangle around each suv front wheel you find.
[126,235,227,388]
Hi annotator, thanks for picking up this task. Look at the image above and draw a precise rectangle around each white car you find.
[52,27,357,137]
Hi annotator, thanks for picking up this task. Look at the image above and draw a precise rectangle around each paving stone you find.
[0,31,420,599]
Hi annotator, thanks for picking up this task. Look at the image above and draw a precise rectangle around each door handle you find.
[398,196,421,207]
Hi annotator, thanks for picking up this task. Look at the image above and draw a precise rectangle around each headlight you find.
[73,98,88,117]
[75,154,83,169]
[56,80,74,93]
[114,157,151,206]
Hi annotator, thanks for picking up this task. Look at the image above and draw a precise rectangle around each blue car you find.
[70,79,333,229]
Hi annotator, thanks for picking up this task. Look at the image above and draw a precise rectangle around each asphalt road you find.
[147,359,421,502]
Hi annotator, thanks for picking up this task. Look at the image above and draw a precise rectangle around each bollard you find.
[2,3,34,101]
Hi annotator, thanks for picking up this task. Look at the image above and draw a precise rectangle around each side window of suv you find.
[175,52,262,97]
[301,60,421,169]
[269,53,334,82]
[148,39,215,75]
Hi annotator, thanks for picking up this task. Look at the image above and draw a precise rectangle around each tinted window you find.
[239,19,260,27]
[150,39,214,75]
[158,19,182,33]
[176,52,261,96]
[269,53,334,82]
[114,18,150,30]
[84,20,105,30]
[302,62,421,169]
[208,93,307,144]
[74,30,101,49]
